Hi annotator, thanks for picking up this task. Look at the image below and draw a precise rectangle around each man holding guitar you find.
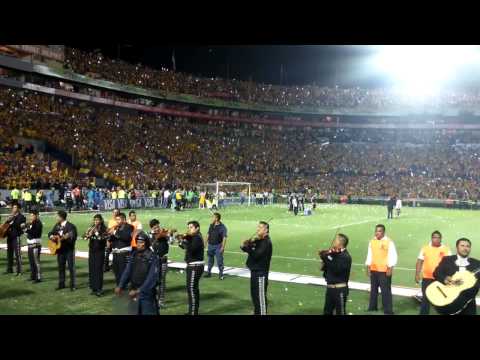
[3,204,27,275]
[432,238,480,315]
[48,210,78,291]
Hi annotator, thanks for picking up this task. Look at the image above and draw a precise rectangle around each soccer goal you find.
[198,181,252,206]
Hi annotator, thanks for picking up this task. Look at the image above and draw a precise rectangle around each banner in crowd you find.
[99,197,160,211]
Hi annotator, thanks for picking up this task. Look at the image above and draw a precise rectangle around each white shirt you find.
[292,198,298,207]
[164,190,170,198]
[455,255,470,271]
[395,199,402,209]
[365,236,398,268]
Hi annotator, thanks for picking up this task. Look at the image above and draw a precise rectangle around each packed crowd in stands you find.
[2,86,480,200]
[64,48,480,111]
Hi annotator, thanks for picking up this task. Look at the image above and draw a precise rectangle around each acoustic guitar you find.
[0,215,16,239]
[0,222,10,239]
[48,235,66,255]
[426,266,480,315]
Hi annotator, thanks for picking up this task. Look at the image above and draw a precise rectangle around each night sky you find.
[69,45,480,90]
[71,45,389,88]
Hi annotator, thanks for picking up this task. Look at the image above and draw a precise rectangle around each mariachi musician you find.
[104,208,120,272]
[108,212,134,286]
[149,219,175,308]
[84,214,109,296]
[319,233,352,315]
[3,203,27,275]
[48,210,78,291]
[175,221,204,315]
[240,221,273,315]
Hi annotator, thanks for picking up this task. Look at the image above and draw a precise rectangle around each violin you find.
[319,247,341,257]
[153,227,177,239]
[83,224,97,240]
[107,224,119,235]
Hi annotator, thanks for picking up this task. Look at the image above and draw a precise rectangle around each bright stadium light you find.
[372,45,480,98]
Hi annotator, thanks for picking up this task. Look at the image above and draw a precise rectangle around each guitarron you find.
[426,268,480,315]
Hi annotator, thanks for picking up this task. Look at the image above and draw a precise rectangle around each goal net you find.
[198,181,252,207]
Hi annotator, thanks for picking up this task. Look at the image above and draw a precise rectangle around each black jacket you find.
[26,219,43,240]
[241,236,272,272]
[150,232,169,258]
[88,225,108,251]
[110,223,134,249]
[179,233,204,263]
[48,221,78,252]
[433,255,480,284]
[320,249,352,285]
[6,213,27,239]
[433,255,480,302]
[387,198,395,210]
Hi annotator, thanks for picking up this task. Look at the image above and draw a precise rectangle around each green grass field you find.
[0,203,478,315]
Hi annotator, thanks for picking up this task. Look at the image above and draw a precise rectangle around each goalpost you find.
[198,181,252,206]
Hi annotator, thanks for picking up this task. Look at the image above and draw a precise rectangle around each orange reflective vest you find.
[369,238,390,272]
[128,220,142,248]
[419,244,450,279]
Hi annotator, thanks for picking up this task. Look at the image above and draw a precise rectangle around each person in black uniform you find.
[4,203,27,275]
[48,210,78,290]
[240,221,273,315]
[149,219,173,308]
[115,231,159,315]
[84,214,109,296]
[109,212,134,286]
[176,221,205,315]
[319,233,352,315]
[433,238,480,315]
[24,209,43,283]
[387,196,395,219]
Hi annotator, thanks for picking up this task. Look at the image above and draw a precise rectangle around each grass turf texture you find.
[0,252,421,315]
[0,204,477,315]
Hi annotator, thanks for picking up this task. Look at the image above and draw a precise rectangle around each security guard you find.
[365,224,397,315]
[205,212,228,280]
[319,233,352,315]
[415,230,451,315]
[23,189,33,213]
[25,209,43,283]
[240,221,273,315]
[10,187,20,205]
[115,231,159,315]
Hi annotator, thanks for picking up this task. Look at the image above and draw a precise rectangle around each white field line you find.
[2,244,479,304]
[168,245,416,271]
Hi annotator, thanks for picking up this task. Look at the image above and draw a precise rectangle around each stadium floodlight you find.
[371,45,480,98]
